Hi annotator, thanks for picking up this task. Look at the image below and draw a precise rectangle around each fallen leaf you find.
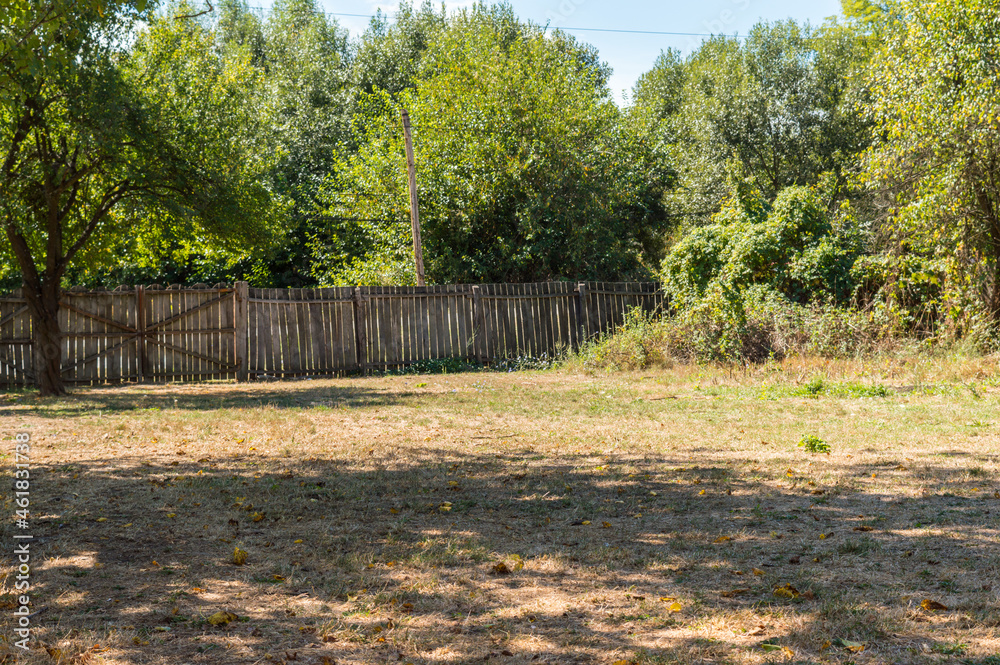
[760,643,782,652]
[207,611,237,626]
[713,535,732,543]
[251,512,265,523]
[96,517,107,523]
[752,568,765,576]
[721,588,750,598]
[232,548,248,566]
[293,539,303,544]
[773,583,800,599]
[746,625,766,636]
[833,638,866,652]
[668,602,682,613]
[492,562,511,575]
[921,599,948,611]
[853,526,874,532]
[602,521,612,528]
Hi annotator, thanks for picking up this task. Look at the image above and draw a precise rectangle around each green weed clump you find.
[798,435,831,454]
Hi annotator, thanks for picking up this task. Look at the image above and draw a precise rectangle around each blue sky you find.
[264,0,845,101]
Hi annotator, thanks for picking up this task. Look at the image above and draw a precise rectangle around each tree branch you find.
[0,2,66,75]
[60,180,131,269]
[173,1,214,20]
[4,223,41,293]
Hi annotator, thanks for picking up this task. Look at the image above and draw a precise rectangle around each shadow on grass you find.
[4,449,998,664]
[0,382,428,417]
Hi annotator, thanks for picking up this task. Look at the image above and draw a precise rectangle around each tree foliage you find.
[633,20,872,223]
[863,0,1000,321]
[319,4,671,285]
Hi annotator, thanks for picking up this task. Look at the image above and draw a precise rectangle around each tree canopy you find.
[863,0,1000,321]
[317,5,672,285]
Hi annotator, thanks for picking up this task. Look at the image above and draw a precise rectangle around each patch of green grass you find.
[964,656,1000,665]
[932,641,968,655]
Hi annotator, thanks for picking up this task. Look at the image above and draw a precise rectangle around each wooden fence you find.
[0,281,663,386]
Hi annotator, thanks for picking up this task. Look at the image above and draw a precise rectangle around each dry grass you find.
[2,356,1000,665]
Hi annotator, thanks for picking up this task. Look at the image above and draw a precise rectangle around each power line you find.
[547,26,730,37]
[243,6,739,38]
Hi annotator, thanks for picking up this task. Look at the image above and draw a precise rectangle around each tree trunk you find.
[991,253,1000,321]
[25,282,66,397]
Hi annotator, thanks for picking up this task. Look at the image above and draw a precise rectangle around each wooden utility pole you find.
[400,108,426,286]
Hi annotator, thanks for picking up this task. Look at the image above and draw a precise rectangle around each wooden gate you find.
[0,290,33,386]
[0,284,240,387]
[140,285,239,382]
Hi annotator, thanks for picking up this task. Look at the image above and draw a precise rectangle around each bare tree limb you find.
[173,1,214,20]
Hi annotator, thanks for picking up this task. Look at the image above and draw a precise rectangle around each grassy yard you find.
[1,356,999,665]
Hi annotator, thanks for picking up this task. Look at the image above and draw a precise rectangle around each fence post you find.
[235,281,249,382]
[472,285,488,364]
[576,282,590,345]
[353,287,368,375]
[136,285,149,382]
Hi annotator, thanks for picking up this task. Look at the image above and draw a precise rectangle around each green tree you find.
[864,0,1000,320]
[0,0,279,395]
[254,0,352,286]
[320,4,671,285]
[351,1,447,99]
[633,20,872,222]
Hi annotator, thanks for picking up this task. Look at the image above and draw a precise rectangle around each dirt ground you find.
[1,358,999,665]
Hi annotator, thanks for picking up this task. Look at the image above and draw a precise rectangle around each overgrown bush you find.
[570,180,912,370]
[573,293,898,370]
[662,183,864,311]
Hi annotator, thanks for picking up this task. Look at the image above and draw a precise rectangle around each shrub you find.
[662,184,863,312]
[571,294,898,371]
